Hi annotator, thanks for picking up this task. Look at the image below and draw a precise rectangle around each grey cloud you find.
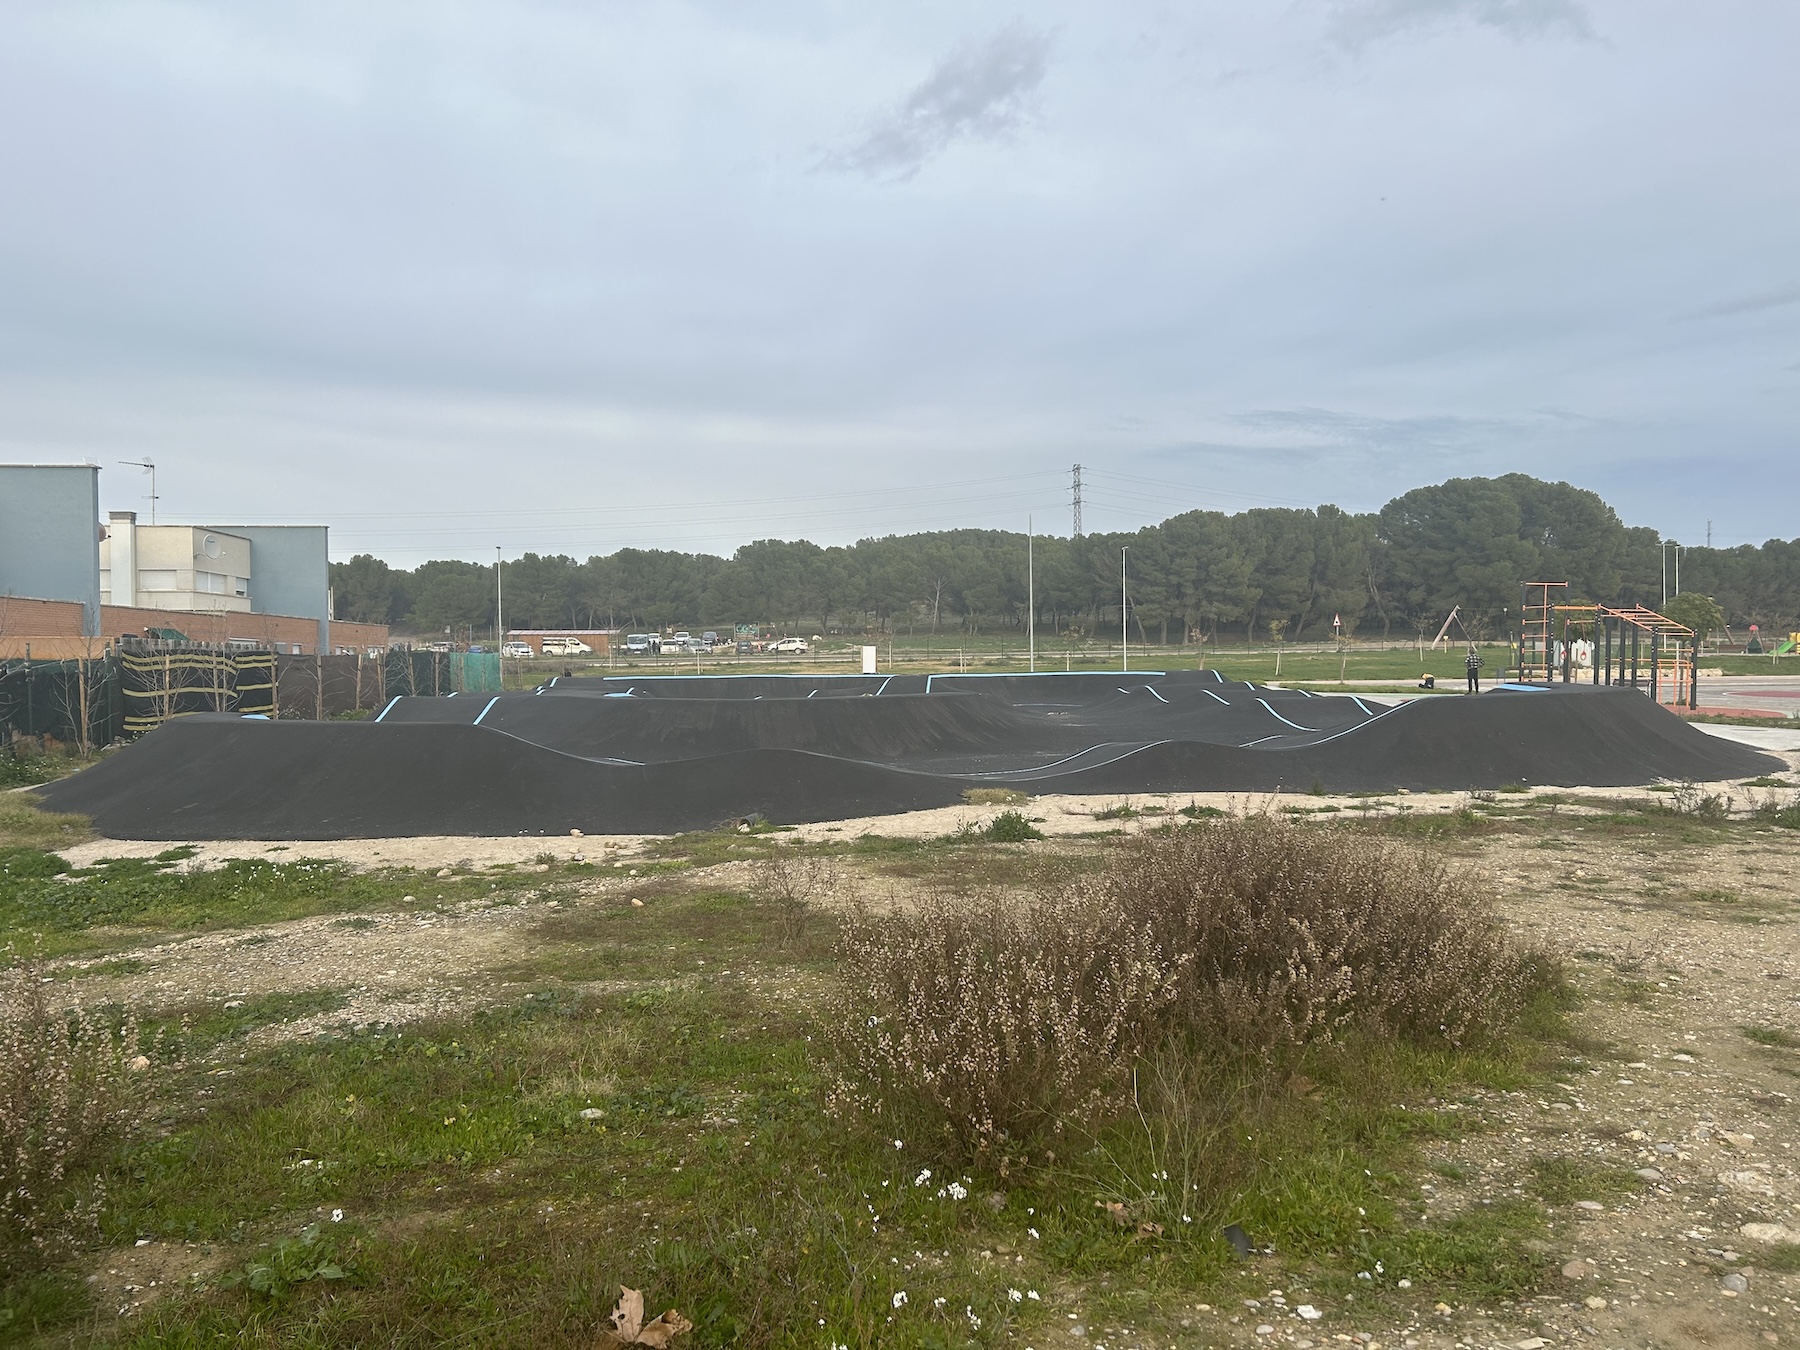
[1677,283,1800,321]
[822,22,1052,180]
[1227,407,1534,450]
[1328,0,1594,48]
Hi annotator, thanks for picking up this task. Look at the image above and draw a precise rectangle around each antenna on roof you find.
[120,459,158,524]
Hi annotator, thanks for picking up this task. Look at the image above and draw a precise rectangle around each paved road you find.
[1698,674,1800,716]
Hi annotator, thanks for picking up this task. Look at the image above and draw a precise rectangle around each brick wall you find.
[0,593,387,657]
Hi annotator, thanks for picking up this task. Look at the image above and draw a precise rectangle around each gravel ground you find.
[50,779,1800,1348]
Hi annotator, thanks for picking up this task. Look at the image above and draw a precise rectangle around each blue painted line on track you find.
[1144,685,1169,703]
[1350,697,1374,716]
[374,696,402,723]
[1238,734,1283,747]
[472,696,500,725]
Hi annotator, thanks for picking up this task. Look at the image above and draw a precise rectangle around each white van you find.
[540,637,593,656]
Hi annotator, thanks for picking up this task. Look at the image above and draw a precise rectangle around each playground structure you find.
[1516,582,1698,709]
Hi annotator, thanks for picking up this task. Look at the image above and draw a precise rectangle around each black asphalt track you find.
[36,673,1781,839]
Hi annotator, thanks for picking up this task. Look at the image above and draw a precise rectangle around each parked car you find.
[501,642,534,658]
[769,637,809,654]
[624,633,659,654]
[540,637,592,656]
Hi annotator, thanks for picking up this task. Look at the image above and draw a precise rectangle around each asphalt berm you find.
[35,673,1779,839]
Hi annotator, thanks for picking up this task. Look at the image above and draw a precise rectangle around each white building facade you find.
[100,514,252,613]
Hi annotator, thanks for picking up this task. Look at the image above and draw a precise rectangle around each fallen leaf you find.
[1136,1221,1164,1237]
[595,1286,694,1348]
[1095,1201,1130,1226]
[609,1287,644,1343]
[630,1311,694,1348]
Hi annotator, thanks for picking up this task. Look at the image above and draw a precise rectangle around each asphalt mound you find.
[34,677,1780,839]
[34,717,968,839]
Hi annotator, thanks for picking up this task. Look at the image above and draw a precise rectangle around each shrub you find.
[979,810,1044,843]
[753,849,835,947]
[827,818,1550,1157]
[1098,817,1548,1052]
[1,962,145,1269]
[829,887,1183,1155]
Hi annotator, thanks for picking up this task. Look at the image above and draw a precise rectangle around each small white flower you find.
[946,1181,968,1201]
[1181,1214,1193,1223]
[914,1168,931,1186]
[1028,1227,1040,1239]
[1397,1278,1412,1289]
[1027,1290,1041,1301]
[893,1139,904,1149]
[933,1297,947,1309]
[1009,1288,1024,1303]
[966,1306,982,1329]
[331,1208,343,1222]
[1374,1261,1384,1274]
[892,1290,908,1309]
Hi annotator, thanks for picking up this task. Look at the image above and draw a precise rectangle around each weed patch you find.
[1742,1025,1800,1050]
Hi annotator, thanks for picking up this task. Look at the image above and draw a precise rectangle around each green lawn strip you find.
[14,887,1575,1345]
[96,982,1030,1346]
[0,791,89,853]
[0,851,562,960]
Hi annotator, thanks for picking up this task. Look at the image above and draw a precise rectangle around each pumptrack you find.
[35,671,1780,839]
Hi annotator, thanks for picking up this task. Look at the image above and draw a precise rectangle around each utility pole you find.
[120,460,158,524]
[1121,545,1129,673]
[1027,515,1035,673]
[495,547,504,648]
[1071,463,1084,538]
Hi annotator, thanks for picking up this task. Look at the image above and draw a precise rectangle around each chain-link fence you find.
[3,646,496,745]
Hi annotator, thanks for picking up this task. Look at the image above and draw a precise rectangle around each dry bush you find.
[2,962,145,1269]
[1097,815,1545,1051]
[829,887,1184,1155]
[754,848,837,947]
[826,817,1549,1159]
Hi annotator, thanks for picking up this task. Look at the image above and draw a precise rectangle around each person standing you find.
[1465,645,1483,694]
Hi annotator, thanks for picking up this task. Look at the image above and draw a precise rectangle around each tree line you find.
[329,474,1800,643]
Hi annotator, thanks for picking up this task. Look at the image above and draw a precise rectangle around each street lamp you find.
[1121,546,1129,674]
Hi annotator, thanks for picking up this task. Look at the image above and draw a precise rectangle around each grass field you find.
[0,789,1693,1348]
[5,763,1798,1344]
[521,639,1798,690]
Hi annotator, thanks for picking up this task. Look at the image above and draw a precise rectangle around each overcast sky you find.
[1,1,1795,564]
